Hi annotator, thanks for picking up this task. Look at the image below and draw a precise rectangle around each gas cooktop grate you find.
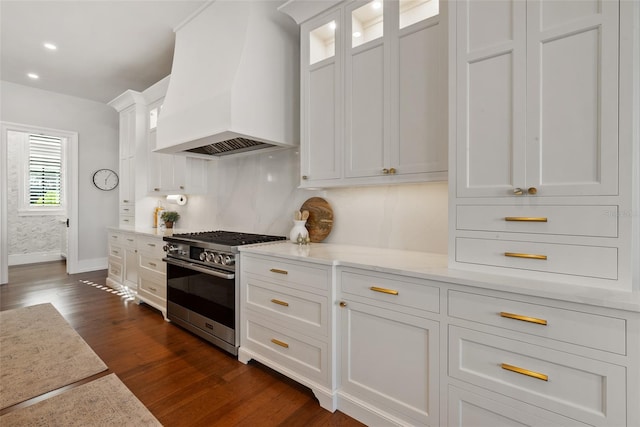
[169,230,286,246]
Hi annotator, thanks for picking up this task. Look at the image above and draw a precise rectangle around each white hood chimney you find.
[156,0,299,157]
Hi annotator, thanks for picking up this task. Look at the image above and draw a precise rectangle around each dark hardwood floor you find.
[1,261,364,427]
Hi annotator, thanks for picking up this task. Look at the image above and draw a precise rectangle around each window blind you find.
[28,134,62,206]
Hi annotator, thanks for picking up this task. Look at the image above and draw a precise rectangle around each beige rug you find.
[0,373,162,426]
[0,303,108,409]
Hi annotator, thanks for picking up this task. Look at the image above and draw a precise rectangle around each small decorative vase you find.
[289,220,309,243]
[165,221,174,229]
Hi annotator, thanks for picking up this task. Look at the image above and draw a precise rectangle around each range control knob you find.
[221,254,235,266]
[199,252,207,261]
[214,253,223,264]
[163,244,178,253]
[206,252,217,262]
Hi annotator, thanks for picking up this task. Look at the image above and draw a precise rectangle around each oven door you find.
[164,258,236,341]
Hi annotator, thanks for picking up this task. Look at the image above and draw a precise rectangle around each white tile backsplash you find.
[172,147,448,254]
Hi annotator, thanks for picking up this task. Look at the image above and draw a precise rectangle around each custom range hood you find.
[156,0,299,158]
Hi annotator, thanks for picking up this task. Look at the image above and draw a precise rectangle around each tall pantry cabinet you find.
[449,0,639,290]
[108,90,147,228]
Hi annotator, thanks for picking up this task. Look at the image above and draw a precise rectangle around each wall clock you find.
[92,168,119,191]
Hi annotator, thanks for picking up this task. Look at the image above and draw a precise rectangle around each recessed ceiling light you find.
[43,42,57,51]
[372,1,382,9]
[329,21,337,30]
[27,73,39,80]
[353,31,362,38]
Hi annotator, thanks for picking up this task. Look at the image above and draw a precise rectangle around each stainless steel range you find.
[162,231,286,355]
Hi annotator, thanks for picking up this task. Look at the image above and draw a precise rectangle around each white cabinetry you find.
[448,0,637,290]
[106,230,137,293]
[108,91,146,228]
[238,254,336,410]
[238,244,640,426]
[136,234,167,320]
[454,0,618,198]
[299,0,447,188]
[447,289,631,427]
[337,267,440,426]
[146,95,208,196]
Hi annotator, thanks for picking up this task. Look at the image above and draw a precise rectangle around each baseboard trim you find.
[73,257,107,274]
[8,252,63,266]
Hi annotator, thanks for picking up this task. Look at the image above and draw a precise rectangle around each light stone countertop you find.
[240,241,640,313]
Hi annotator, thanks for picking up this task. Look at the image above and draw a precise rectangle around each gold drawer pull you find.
[148,262,157,267]
[505,217,548,222]
[370,286,399,296]
[504,252,547,260]
[500,312,547,326]
[501,363,548,381]
[148,286,157,292]
[271,299,289,307]
[270,268,288,275]
[271,338,289,348]
[147,243,156,247]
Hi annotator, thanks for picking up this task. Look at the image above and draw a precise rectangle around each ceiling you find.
[0,0,207,104]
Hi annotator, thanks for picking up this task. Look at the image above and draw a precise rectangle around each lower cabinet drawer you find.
[139,254,166,275]
[340,269,440,314]
[108,259,122,282]
[244,313,327,385]
[242,255,330,291]
[245,279,327,336]
[456,237,618,279]
[449,326,626,426]
[139,274,166,300]
[448,385,587,427]
[109,245,123,261]
[448,290,626,354]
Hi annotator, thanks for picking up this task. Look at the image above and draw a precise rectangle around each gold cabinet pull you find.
[370,286,399,296]
[339,301,347,308]
[500,312,547,325]
[501,363,548,381]
[271,299,289,307]
[389,167,396,174]
[504,252,547,260]
[148,262,157,267]
[528,187,538,195]
[271,338,289,348]
[504,217,548,222]
[382,168,390,174]
[147,243,156,247]
[269,268,288,275]
[148,286,157,292]
[513,188,524,196]
[302,175,308,180]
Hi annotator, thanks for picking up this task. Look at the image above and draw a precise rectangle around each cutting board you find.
[300,197,333,242]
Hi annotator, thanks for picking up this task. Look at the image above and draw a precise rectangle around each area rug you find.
[0,373,162,426]
[0,303,108,409]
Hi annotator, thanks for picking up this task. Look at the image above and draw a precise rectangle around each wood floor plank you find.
[0,262,364,426]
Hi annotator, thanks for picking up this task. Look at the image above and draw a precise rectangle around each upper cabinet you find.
[146,99,208,196]
[455,0,619,198]
[143,76,208,197]
[448,0,639,291]
[298,0,447,188]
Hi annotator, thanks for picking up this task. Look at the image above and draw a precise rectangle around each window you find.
[19,133,65,214]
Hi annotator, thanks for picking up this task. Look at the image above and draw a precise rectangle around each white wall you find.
[0,81,119,271]
[175,147,448,254]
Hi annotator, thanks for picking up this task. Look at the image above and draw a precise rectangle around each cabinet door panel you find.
[307,62,341,180]
[456,0,526,197]
[340,300,439,425]
[398,19,447,175]
[345,43,385,178]
[526,0,618,196]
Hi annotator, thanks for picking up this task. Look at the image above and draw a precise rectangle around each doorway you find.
[0,122,78,284]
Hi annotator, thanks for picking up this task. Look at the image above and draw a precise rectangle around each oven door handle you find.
[163,258,235,280]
